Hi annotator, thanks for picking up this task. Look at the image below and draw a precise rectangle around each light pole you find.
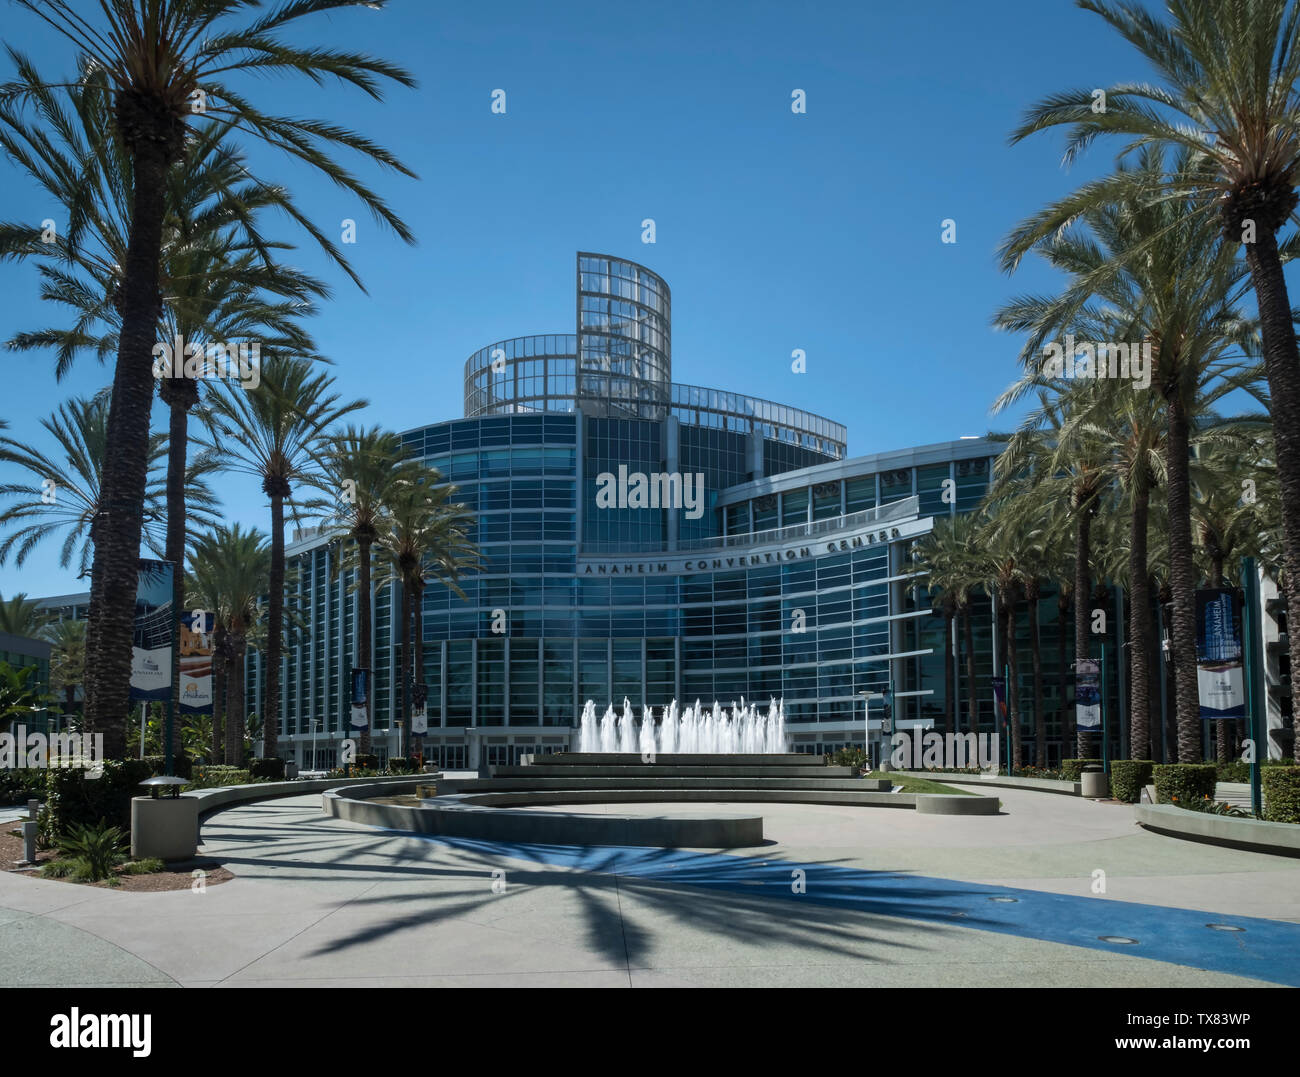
[311,718,320,774]
[858,690,883,770]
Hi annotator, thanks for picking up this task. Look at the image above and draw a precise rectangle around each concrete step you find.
[449,776,892,794]
[494,764,853,779]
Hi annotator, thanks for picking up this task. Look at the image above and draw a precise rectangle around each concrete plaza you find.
[2,786,1298,987]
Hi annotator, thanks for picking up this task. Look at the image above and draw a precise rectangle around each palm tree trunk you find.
[1004,594,1023,771]
[1057,589,1070,763]
[83,131,173,759]
[358,536,373,756]
[225,640,246,766]
[1208,563,1230,763]
[1128,471,1152,759]
[164,398,188,764]
[399,580,411,762]
[414,578,426,763]
[962,602,978,736]
[1075,505,1094,759]
[265,491,285,759]
[942,605,955,734]
[1027,580,1044,766]
[211,628,225,766]
[1243,228,1300,762]
[1165,392,1201,763]
[1148,592,1163,762]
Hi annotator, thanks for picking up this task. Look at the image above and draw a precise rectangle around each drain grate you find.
[1206,923,1246,932]
[1098,935,1139,945]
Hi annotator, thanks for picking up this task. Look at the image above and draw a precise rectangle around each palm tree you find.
[1002,0,1300,758]
[0,592,47,637]
[376,469,477,760]
[200,356,363,758]
[974,511,1031,771]
[0,1,415,749]
[0,390,219,575]
[319,427,417,756]
[43,617,86,723]
[187,525,269,765]
[911,517,973,735]
[997,148,1258,762]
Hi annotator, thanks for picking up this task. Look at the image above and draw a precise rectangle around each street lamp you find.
[310,718,320,774]
[858,690,883,770]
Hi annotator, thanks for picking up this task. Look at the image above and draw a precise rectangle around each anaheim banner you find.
[1196,588,1246,722]
[179,610,216,713]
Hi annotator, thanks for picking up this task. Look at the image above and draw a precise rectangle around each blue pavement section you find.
[400,832,1300,987]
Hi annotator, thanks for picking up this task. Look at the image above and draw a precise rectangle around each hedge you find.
[142,754,194,780]
[1060,758,1103,782]
[248,757,285,781]
[189,765,251,788]
[44,759,153,840]
[1263,768,1300,824]
[1153,763,1217,805]
[0,769,49,805]
[1218,758,1298,783]
[1109,760,1154,803]
[386,757,414,774]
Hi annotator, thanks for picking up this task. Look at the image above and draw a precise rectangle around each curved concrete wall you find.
[324,786,765,848]
[1136,803,1300,858]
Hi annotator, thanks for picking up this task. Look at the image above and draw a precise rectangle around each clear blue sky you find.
[0,0,1224,599]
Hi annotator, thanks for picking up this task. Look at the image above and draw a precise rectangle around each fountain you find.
[577,697,788,754]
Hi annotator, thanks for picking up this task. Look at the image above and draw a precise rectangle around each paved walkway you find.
[2,788,1298,987]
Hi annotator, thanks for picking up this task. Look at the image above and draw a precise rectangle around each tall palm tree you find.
[319,427,417,756]
[187,524,269,765]
[910,516,977,734]
[0,592,47,637]
[42,617,86,723]
[0,390,219,576]
[975,511,1031,771]
[0,1,415,749]
[376,468,477,759]
[997,148,1257,762]
[1002,0,1300,758]
[200,356,363,758]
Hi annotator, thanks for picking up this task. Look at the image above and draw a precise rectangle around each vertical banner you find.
[1196,588,1246,721]
[991,677,1006,727]
[1075,660,1101,729]
[411,682,428,735]
[178,610,216,713]
[350,667,370,731]
[130,560,174,702]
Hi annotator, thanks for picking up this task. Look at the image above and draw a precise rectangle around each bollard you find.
[27,798,39,821]
[21,820,37,865]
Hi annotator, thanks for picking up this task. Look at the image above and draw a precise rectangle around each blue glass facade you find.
[272,253,1010,766]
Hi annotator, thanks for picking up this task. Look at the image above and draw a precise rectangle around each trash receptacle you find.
[1080,764,1108,798]
[285,760,299,779]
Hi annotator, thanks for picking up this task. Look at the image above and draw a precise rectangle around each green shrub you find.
[121,857,166,875]
[142,754,194,780]
[354,753,379,770]
[39,859,77,878]
[55,821,128,882]
[825,747,867,771]
[189,765,250,789]
[1060,759,1103,782]
[1216,760,1250,783]
[1263,767,1300,824]
[1110,760,1155,803]
[45,759,152,839]
[386,756,413,774]
[248,757,285,781]
[1153,763,1218,805]
[1174,794,1249,818]
[0,768,48,805]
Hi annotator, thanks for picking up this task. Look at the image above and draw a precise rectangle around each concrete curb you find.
[187,773,433,821]
[895,771,1081,796]
[1135,803,1300,858]
[323,784,765,848]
